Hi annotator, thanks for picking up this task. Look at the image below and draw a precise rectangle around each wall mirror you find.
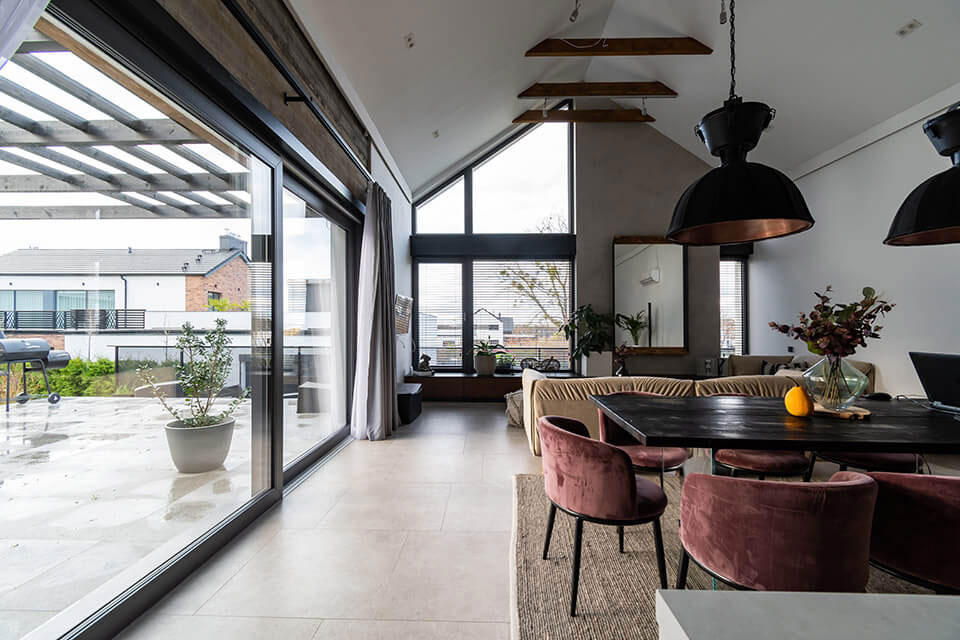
[613,236,688,355]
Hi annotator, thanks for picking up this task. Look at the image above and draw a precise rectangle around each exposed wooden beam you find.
[519,81,676,99]
[525,37,712,57]
[0,205,245,219]
[512,109,655,124]
[0,119,199,146]
[0,76,91,131]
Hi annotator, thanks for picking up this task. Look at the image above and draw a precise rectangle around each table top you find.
[590,395,960,453]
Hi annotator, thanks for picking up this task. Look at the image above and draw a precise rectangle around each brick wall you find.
[184,256,249,311]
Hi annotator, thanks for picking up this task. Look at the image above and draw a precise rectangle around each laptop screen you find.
[909,352,960,410]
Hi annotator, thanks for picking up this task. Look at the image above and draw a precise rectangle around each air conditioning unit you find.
[639,268,660,286]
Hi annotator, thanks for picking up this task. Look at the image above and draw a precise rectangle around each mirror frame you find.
[612,236,689,356]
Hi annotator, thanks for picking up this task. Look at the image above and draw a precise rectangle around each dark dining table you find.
[590,395,960,467]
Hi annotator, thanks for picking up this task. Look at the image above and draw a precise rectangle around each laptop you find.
[909,352,960,413]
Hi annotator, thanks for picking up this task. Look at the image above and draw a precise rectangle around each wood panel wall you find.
[156,0,371,200]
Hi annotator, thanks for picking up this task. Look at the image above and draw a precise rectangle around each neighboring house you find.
[0,234,250,324]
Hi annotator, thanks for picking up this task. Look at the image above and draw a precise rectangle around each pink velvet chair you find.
[867,472,960,593]
[701,392,811,480]
[539,415,668,616]
[676,471,877,591]
[597,391,690,488]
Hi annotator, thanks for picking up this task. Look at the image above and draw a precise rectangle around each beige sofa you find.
[521,369,799,456]
[725,354,875,393]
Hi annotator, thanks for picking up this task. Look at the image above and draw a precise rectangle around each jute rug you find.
[511,473,926,640]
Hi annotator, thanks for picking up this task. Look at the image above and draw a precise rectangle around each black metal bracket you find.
[283,92,309,105]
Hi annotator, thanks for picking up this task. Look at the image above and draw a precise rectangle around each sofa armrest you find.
[522,369,547,456]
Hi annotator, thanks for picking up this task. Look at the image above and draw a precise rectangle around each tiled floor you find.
[116,402,535,639]
[0,396,339,639]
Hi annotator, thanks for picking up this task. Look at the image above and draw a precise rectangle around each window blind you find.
[719,259,746,356]
[416,263,463,367]
[473,260,571,368]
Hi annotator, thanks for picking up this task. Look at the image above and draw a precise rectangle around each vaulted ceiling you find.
[288,0,960,196]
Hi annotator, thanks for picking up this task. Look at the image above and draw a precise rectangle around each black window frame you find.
[411,105,576,373]
[30,2,364,638]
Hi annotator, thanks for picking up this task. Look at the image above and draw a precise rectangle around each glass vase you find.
[801,357,868,411]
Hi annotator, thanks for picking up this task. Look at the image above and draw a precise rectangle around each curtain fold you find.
[0,0,50,67]
[350,183,399,440]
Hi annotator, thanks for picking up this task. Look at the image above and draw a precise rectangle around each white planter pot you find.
[475,354,497,376]
[581,352,613,377]
[165,418,235,473]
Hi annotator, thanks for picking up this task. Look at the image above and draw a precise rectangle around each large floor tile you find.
[196,529,407,618]
[368,530,510,622]
[312,619,509,639]
[389,451,484,484]
[481,452,542,487]
[0,539,98,593]
[442,483,513,532]
[318,484,450,530]
[0,610,56,640]
[115,614,321,640]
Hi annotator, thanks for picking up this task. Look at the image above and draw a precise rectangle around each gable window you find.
[412,108,574,372]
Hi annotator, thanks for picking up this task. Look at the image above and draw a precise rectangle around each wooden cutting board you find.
[813,403,872,420]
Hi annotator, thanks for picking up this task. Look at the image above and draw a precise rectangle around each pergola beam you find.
[0,119,199,146]
[0,173,245,194]
[0,205,246,219]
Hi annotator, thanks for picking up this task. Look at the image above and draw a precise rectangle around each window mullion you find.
[462,259,474,372]
[464,170,473,235]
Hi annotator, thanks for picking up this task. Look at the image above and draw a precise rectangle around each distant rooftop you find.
[0,247,247,276]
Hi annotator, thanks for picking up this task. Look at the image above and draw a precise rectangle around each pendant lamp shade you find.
[667,98,814,245]
[884,105,960,246]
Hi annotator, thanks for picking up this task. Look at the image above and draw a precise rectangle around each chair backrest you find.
[868,472,960,591]
[680,471,877,592]
[596,390,662,446]
[538,415,638,522]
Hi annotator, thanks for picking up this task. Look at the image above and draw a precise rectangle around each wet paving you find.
[0,397,261,638]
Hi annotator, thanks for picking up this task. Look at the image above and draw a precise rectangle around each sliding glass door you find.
[281,188,350,468]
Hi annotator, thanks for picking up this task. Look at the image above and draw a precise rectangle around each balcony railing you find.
[1,309,146,330]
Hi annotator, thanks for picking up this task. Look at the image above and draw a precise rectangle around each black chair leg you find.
[617,525,624,553]
[676,547,690,589]
[757,474,765,481]
[804,453,817,482]
[542,503,557,560]
[838,463,848,471]
[658,467,664,488]
[652,518,667,589]
[570,517,584,617]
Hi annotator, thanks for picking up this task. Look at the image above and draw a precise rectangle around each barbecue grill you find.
[0,330,71,411]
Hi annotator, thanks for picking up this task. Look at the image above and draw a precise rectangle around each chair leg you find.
[652,518,667,589]
[658,467,664,489]
[757,474,765,481]
[570,517,584,617]
[676,547,690,589]
[618,525,624,553]
[542,503,557,560]
[838,463,848,471]
[804,453,817,482]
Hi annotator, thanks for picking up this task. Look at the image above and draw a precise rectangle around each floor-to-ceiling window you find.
[720,258,748,356]
[412,110,575,372]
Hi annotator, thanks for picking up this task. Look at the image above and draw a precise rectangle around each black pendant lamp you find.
[667,0,814,245]
[884,103,960,246]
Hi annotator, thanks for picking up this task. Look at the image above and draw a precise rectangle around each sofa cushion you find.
[725,354,792,376]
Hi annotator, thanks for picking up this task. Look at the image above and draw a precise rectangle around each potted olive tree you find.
[138,319,247,473]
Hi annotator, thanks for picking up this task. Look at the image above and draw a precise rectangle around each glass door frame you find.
[37,0,363,638]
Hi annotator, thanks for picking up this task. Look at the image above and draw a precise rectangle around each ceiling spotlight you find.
[569,0,581,23]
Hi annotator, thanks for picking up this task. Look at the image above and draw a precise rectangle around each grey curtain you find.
[350,183,399,440]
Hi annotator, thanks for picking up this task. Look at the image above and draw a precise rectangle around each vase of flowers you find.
[770,286,894,410]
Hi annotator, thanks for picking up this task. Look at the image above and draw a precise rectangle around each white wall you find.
[749,94,960,394]
[125,276,185,311]
[370,147,413,379]
[614,244,685,348]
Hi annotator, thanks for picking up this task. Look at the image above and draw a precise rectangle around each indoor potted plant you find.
[559,304,616,376]
[770,286,893,410]
[474,340,506,376]
[615,310,648,346]
[138,319,248,473]
[495,353,517,373]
